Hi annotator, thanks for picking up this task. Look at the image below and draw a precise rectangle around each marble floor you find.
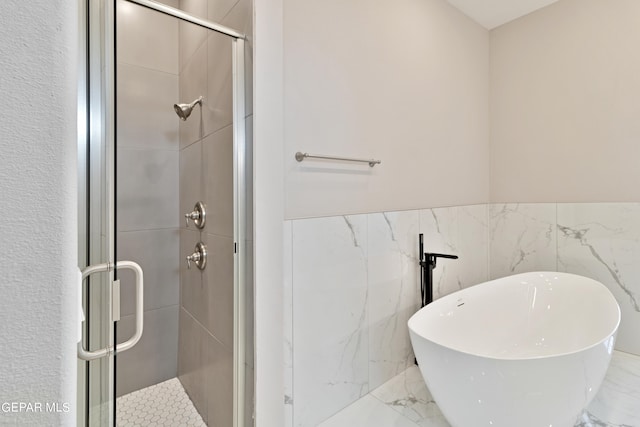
[319,351,640,427]
[116,378,206,426]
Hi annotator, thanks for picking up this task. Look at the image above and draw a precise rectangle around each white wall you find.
[0,1,78,425]
[284,0,490,219]
[254,0,285,425]
[491,0,640,202]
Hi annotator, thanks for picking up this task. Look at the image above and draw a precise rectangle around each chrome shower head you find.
[173,96,203,121]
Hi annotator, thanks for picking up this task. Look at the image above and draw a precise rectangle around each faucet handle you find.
[186,242,207,270]
[424,252,459,268]
[184,201,206,229]
[185,211,200,227]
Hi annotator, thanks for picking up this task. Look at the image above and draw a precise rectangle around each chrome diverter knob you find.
[184,201,206,229]
[186,242,207,270]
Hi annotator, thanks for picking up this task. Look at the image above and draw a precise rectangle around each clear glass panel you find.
[113,2,251,426]
[78,1,252,425]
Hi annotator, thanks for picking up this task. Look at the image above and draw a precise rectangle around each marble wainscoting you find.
[557,203,640,357]
[320,350,640,427]
[284,205,489,427]
[489,203,557,279]
[489,203,640,356]
[287,202,640,426]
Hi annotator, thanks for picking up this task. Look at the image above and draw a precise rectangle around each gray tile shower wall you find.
[115,0,180,397]
[177,0,253,424]
[285,202,640,426]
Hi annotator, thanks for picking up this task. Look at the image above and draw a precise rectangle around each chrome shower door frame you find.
[78,1,250,426]
[77,0,117,425]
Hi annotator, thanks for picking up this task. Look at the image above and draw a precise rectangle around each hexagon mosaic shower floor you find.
[116,378,205,427]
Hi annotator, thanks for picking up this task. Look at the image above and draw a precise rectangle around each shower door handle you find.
[78,261,144,361]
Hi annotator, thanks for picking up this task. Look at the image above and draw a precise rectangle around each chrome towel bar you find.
[295,152,381,167]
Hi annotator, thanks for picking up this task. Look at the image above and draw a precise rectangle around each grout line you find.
[488,203,492,280]
[288,220,295,424]
[119,303,178,317]
[555,202,559,272]
[118,227,180,233]
[179,305,232,353]
[117,60,179,77]
[117,145,179,153]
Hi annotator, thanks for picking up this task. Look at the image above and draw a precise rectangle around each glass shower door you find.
[78,1,144,425]
[78,0,250,425]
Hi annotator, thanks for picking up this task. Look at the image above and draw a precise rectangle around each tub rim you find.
[408,271,622,361]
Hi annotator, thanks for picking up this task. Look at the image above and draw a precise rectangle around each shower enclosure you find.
[77,0,253,425]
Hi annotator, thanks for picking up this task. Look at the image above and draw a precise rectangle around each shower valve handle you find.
[185,211,200,226]
[186,252,200,269]
[184,201,206,229]
[186,242,207,270]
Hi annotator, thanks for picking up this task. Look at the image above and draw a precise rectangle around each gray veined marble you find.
[367,211,420,390]
[284,220,294,427]
[322,351,640,427]
[557,224,640,312]
[419,205,489,300]
[285,203,640,426]
[557,203,640,356]
[489,203,557,280]
[292,214,369,427]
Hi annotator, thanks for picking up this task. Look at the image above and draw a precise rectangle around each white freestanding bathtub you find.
[408,271,620,427]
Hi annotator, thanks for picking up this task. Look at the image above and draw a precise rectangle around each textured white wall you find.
[491,0,640,202]
[0,1,78,425]
[284,0,490,219]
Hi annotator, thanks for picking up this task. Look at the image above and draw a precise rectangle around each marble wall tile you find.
[419,205,488,300]
[367,210,419,390]
[287,206,490,425]
[287,203,640,426]
[489,203,557,280]
[283,221,294,427]
[292,215,369,427]
[457,205,489,287]
[557,203,640,356]
[419,207,459,300]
